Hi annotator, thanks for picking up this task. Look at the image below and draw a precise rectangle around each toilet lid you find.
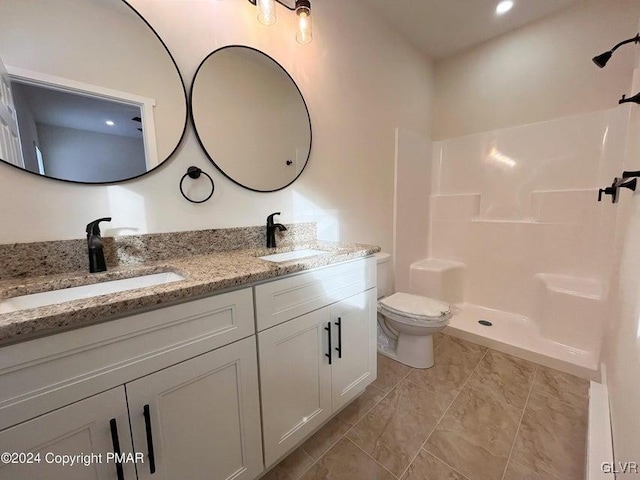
[379,292,450,321]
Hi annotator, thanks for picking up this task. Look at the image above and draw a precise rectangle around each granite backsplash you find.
[0,223,317,280]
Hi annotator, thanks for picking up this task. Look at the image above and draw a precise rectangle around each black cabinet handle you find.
[335,317,342,359]
[143,405,157,474]
[109,419,125,480]
[324,322,332,365]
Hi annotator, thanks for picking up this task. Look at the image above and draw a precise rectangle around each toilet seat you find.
[378,292,451,326]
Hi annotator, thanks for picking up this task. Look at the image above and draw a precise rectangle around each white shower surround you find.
[418,106,632,379]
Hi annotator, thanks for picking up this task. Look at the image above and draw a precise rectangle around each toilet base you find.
[397,333,434,369]
[377,323,435,369]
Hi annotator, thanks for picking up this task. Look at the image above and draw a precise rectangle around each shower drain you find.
[478,320,493,327]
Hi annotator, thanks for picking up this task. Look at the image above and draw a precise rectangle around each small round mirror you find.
[190,46,312,192]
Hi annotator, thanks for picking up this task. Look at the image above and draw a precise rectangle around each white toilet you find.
[376,253,452,369]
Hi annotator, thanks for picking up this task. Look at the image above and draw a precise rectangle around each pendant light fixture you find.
[257,0,277,26]
[295,0,312,45]
[248,0,313,45]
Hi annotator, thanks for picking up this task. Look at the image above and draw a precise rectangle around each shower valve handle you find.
[598,186,617,203]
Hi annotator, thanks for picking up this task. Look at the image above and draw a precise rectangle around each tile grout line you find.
[424,450,473,480]
[397,346,490,480]
[292,381,394,480]
[336,376,412,479]
[335,357,439,479]
[347,436,404,479]
[294,357,411,479]
[533,387,589,412]
[290,341,480,480]
[499,364,538,480]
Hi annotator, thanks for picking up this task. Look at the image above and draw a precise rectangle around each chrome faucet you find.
[266,212,287,248]
[86,217,111,273]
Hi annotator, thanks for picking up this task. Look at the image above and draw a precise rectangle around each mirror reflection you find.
[191,46,312,192]
[0,0,187,184]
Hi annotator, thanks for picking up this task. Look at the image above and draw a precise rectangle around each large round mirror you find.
[0,0,187,184]
[190,46,312,192]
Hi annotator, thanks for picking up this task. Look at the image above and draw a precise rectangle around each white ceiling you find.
[359,0,583,59]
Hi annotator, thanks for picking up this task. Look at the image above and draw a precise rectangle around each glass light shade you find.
[296,7,312,45]
[257,0,276,25]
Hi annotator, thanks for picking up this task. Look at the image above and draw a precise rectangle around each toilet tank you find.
[375,252,392,299]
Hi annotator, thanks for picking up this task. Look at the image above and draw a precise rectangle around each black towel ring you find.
[180,166,214,204]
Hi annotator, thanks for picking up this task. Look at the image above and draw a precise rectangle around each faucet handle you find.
[598,187,617,203]
[266,212,281,224]
[86,217,112,235]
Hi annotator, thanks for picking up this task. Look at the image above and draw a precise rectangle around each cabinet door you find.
[331,288,378,412]
[258,308,332,467]
[0,387,134,480]
[127,337,263,480]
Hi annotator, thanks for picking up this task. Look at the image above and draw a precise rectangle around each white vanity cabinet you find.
[258,308,333,465]
[329,289,378,412]
[127,336,263,480]
[0,387,134,480]
[0,254,377,479]
[0,288,263,480]
[256,257,377,467]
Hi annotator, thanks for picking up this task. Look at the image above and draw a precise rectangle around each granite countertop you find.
[0,242,380,346]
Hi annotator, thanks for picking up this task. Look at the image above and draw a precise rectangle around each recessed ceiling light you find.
[105,120,115,126]
[496,0,514,15]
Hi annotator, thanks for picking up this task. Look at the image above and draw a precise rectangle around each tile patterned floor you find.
[261,333,590,480]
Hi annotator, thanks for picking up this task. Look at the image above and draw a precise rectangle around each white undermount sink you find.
[259,248,330,263]
[0,272,185,314]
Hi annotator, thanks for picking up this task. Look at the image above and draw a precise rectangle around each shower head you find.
[592,51,613,68]
[592,33,640,68]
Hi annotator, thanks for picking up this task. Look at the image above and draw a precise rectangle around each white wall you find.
[0,0,433,250]
[433,0,640,140]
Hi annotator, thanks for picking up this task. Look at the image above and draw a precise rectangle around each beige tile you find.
[337,385,386,427]
[466,350,536,408]
[511,392,587,480]
[532,365,589,411]
[263,448,314,480]
[371,354,411,393]
[425,387,521,480]
[300,438,395,480]
[301,415,352,460]
[406,336,486,401]
[347,379,450,477]
[401,449,467,480]
[503,460,563,480]
[433,332,446,348]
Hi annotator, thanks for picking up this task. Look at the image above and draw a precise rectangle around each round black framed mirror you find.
[0,0,187,184]
[190,45,312,193]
